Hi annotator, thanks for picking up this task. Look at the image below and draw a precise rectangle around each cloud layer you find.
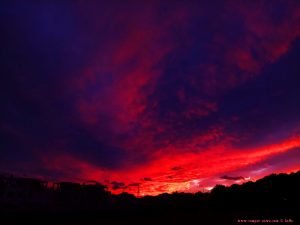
[1,1,300,195]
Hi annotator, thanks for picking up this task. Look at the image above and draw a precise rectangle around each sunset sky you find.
[1,0,300,196]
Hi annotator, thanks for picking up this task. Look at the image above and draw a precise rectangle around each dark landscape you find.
[1,171,299,225]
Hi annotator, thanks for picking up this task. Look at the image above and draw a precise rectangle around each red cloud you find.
[37,2,300,196]
[38,131,300,196]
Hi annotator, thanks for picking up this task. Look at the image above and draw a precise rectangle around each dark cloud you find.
[171,166,184,171]
[110,181,126,190]
[67,128,130,169]
[220,175,245,181]
[220,40,300,149]
[128,183,141,187]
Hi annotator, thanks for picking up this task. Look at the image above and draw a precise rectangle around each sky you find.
[1,0,300,196]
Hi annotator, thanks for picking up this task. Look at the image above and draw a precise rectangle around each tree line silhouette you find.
[1,171,299,225]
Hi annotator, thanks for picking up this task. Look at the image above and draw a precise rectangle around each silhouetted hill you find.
[1,171,299,225]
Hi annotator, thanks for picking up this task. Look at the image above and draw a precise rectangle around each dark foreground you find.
[1,171,300,225]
